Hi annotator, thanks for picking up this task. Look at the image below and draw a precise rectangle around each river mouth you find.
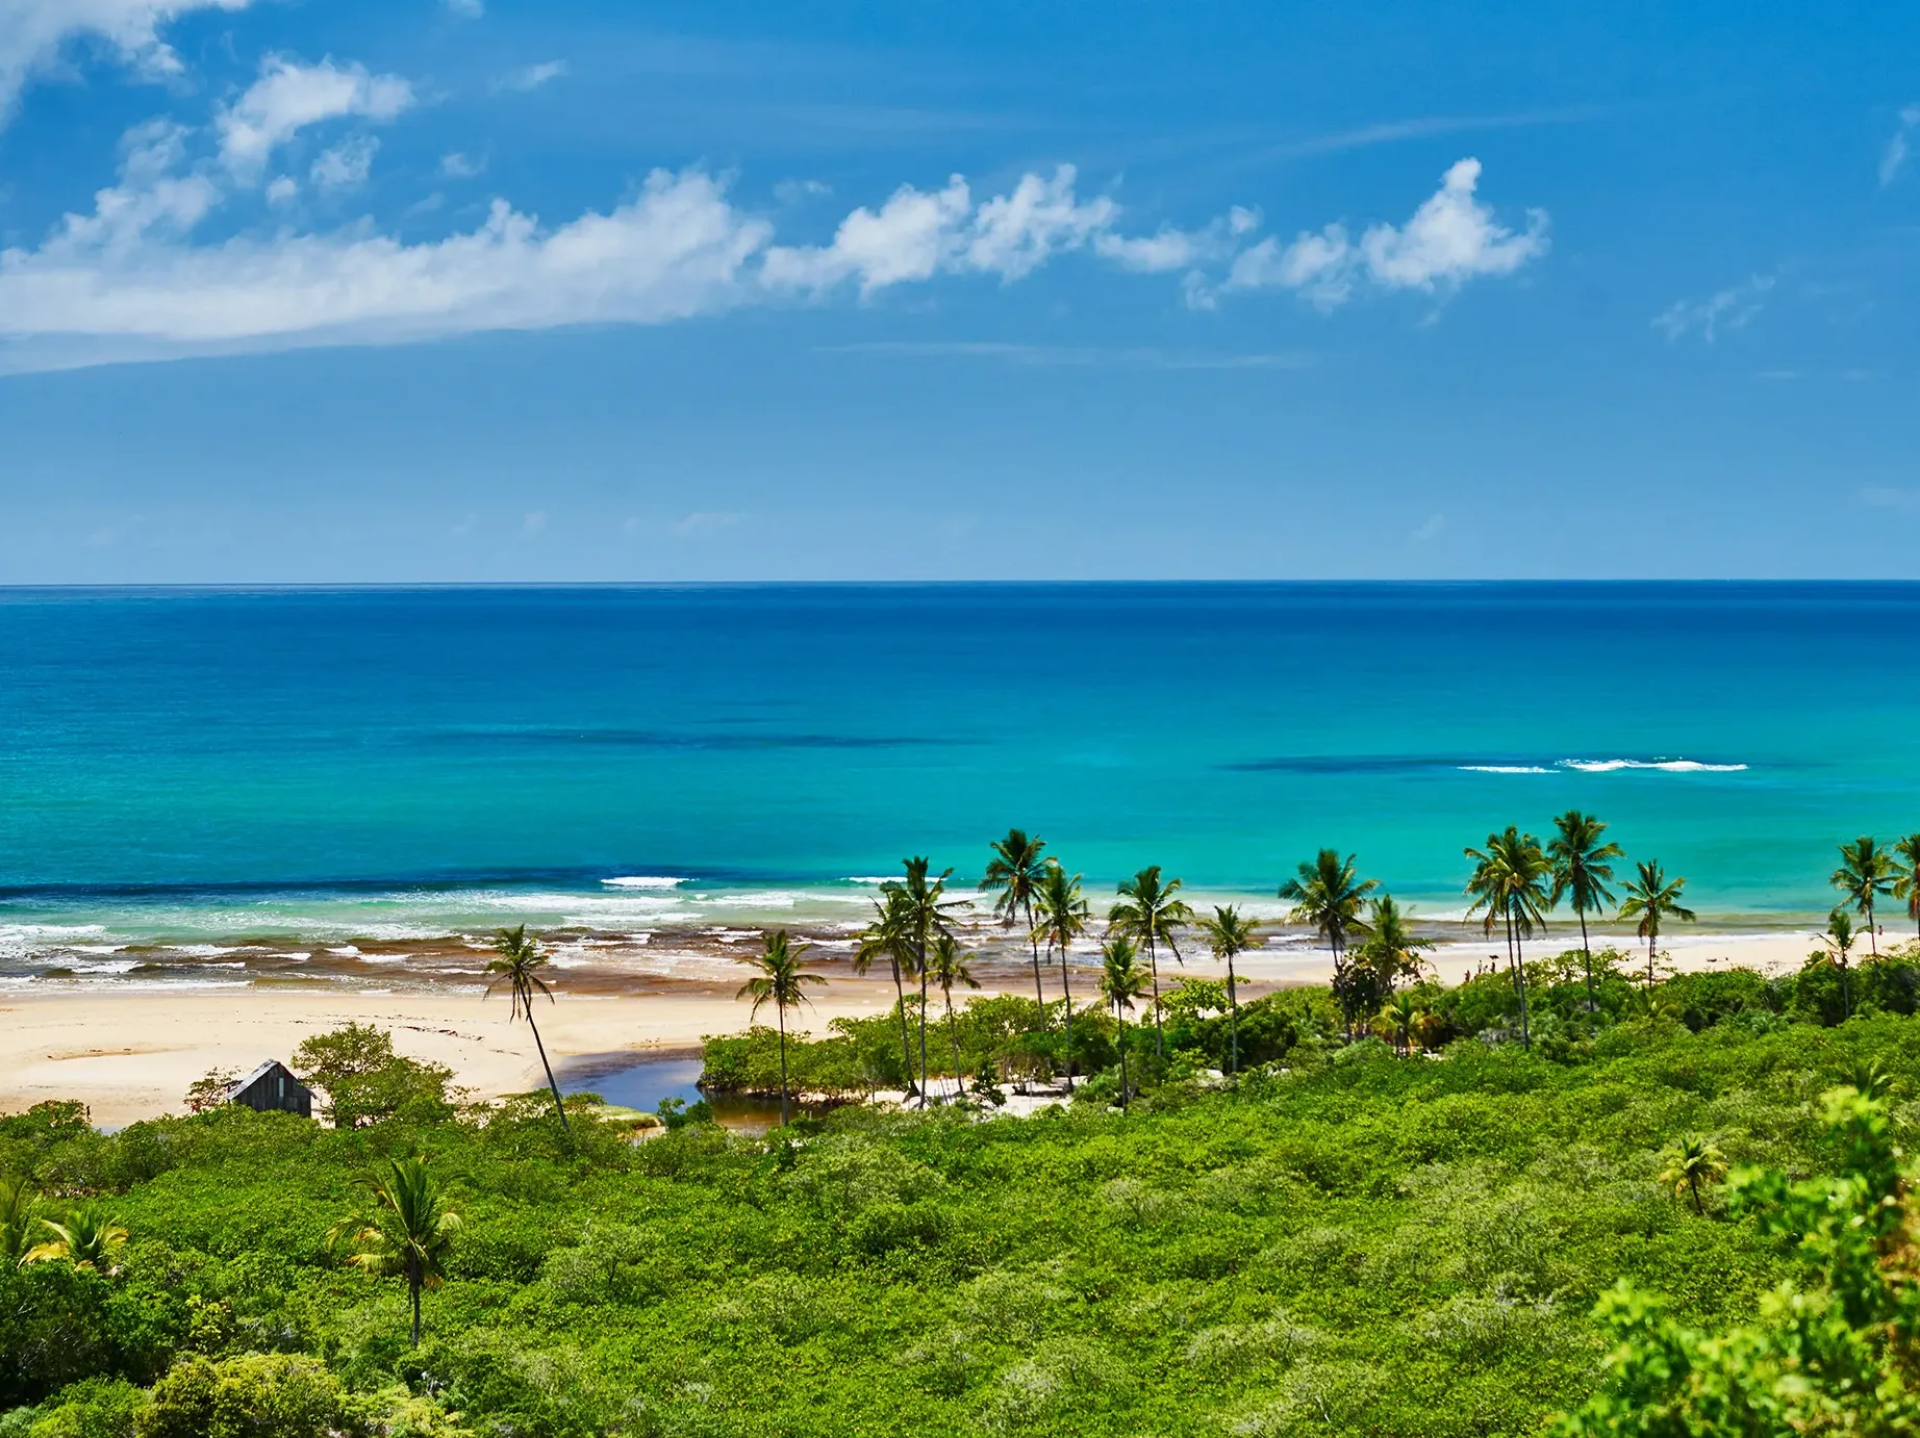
[558,1051,811,1134]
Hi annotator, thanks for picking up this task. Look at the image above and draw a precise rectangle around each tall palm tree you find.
[1820,907,1859,1021]
[1658,1135,1727,1216]
[882,857,966,1109]
[1098,935,1150,1108]
[927,934,981,1103]
[736,930,826,1127]
[1893,833,1920,939]
[1832,836,1895,958]
[1108,866,1195,1059]
[1356,895,1434,998]
[1548,810,1623,1011]
[1278,849,1378,1039]
[328,1154,462,1347]
[1463,828,1552,1048]
[22,1204,127,1274]
[1032,859,1090,1090]
[486,924,570,1134]
[855,889,919,1099]
[0,1176,38,1267]
[1197,905,1263,1081]
[1618,860,1697,987]
[980,828,1049,1026]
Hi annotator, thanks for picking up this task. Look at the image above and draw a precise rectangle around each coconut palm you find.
[1196,906,1264,1080]
[1376,991,1426,1057]
[1108,866,1195,1059]
[0,1175,38,1267]
[1098,935,1151,1108]
[1278,850,1379,1039]
[855,889,919,1098]
[485,924,569,1135]
[736,930,826,1127]
[328,1154,462,1347]
[22,1203,127,1274]
[1356,895,1434,1002]
[1618,860,1696,987]
[927,934,981,1104]
[1819,907,1859,1021]
[1032,860,1090,1090]
[1463,828,1552,1048]
[1832,836,1895,958]
[980,828,1049,1026]
[1548,810,1623,1011]
[1658,1135,1727,1215]
[882,857,966,1109]
[1893,833,1920,939]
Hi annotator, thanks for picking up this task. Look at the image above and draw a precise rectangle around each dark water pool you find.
[558,1053,797,1134]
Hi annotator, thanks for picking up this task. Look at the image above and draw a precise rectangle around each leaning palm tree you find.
[927,934,981,1104]
[1196,906,1264,1080]
[1548,810,1623,1011]
[22,1203,127,1274]
[855,889,919,1099]
[1658,1135,1727,1216]
[736,930,826,1127]
[1819,907,1859,1021]
[1892,833,1920,940]
[328,1154,462,1347]
[486,924,569,1134]
[980,828,1049,1026]
[1108,866,1195,1059]
[884,857,966,1109]
[1279,850,1378,1039]
[1098,935,1151,1108]
[0,1175,38,1267]
[1033,859,1091,1090]
[1463,828,1552,1048]
[1832,836,1895,958]
[1618,860,1697,987]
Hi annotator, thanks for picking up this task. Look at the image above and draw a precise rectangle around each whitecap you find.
[1458,765,1553,774]
[1561,759,1748,774]
[601,876,685,890]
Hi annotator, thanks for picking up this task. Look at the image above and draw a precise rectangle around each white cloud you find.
[498,60,566,93]
[264,175,297,205]
[1092,206,1259,274]
[440,151,485,179]
[0,0,258,125]
[310,135,378,190]
[1881,105,1920,187]
[1653,274,1775,343]
[1214,158,1547,310]
[218,56,412,176]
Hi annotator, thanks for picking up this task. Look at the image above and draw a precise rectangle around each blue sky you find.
[1,1,1916,581]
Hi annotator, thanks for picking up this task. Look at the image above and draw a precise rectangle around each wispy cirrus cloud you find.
[1881,105,1920,187]
[817,341,1313,370]
[495,60,566,93]
[1653,274,1775,343]
[0,0,259,125]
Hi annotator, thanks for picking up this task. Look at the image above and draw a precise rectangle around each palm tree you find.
[1658,1135,1727,1215]
[855,889,918,1099]
[486,924,569,1134]
[1098,936,1150,1108]
[1893,833,1920,939]
[1819,907,1859,1021]
[736,930,826,1127]
[927,934,981,1103]
[1108,866,1195,1059]
[1548,810,1623,1011]
[1356,895,1434,998]
[1376,991,1425,1057]
[1832,836,1895,958]
[1463,828,1551,1048]
[0,1175,38,1267]
[328,1154,462,1347]
[883,857,966,1109]
[1279,850,1379,1039]
[980,828,1049,1027]
[22,1203,127,1274]
[1618,860,1697,987]
[1197,906,1264,1081]
[1033,860,1090,1090]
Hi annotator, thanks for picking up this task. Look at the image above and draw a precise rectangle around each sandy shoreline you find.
[0,926,1848,1127]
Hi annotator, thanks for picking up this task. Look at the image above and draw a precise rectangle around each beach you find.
[0,922,1845,1126]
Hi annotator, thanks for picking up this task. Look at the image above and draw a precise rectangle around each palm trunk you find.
[888,954,915,1098]
[1026,898,1046,1030]
[1332,932,1349,1042]
[1226,953,1240,1082]
[946,992,963,1102]
[528,1013,570,1135]
[777,1005,790,1128]
[1688,1174,1702,1215]
[1147,936,1165,1058]
[1116,1008,1130,1108]
[1647,923,1657,988]
[917,942,930,1109]
[1578,906,1595,1012]
[1868,898,1878,957]
[1842,956,1852,1020]
[1057,936,1075,1091]
[410,1262,422,1347]
[1513,922,1531,1051]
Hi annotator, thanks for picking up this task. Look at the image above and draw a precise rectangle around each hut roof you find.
[228,1059,304,1099]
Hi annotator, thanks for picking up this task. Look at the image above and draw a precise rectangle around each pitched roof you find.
[227,1059,306,1099]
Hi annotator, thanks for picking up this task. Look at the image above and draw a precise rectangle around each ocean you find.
[3,583,1918,986]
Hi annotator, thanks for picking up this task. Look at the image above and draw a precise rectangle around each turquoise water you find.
[3,583,1918,976]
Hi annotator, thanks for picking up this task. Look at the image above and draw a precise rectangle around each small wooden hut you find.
[227,1060,313,1119]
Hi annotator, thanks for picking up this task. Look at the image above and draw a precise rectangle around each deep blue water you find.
[3,583,1919,966]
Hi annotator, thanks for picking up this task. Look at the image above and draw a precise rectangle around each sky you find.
[0,1,1916,582]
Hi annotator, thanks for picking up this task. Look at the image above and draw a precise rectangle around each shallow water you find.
[558,1052,795,1133]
